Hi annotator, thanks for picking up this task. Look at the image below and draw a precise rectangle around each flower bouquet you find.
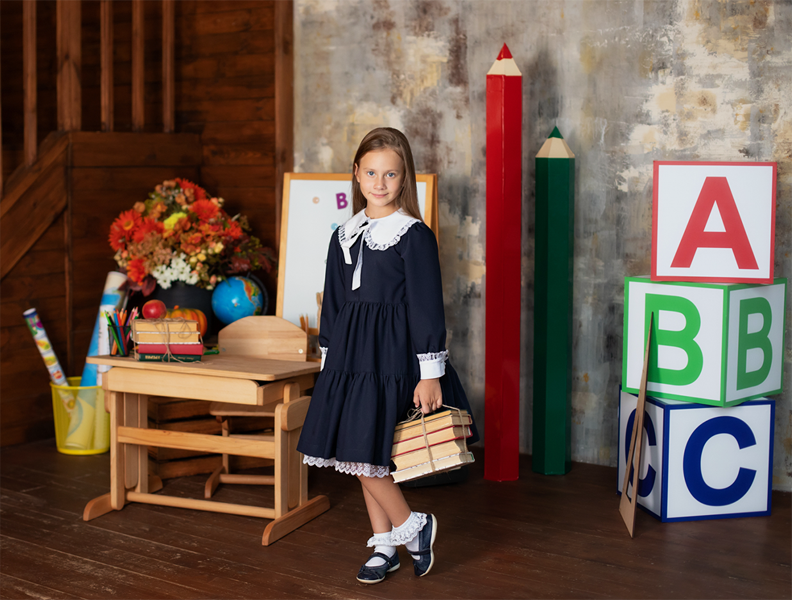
[109,179,275,296]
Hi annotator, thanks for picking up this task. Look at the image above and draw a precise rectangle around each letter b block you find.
[618,389,774,521]
[623,277,786,406]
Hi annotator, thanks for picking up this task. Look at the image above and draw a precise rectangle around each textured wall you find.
[294,0,792,489]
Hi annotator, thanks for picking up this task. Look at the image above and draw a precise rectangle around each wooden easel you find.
[619,312,653,538]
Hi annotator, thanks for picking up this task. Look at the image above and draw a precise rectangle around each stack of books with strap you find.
[132,319,203,362]
[390,408,474,483]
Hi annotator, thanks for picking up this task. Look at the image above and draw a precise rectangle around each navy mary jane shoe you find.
[411,514,437,577]
[356,551,400,584]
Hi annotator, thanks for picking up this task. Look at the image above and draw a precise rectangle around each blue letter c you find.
[624,409,657,497]
[683,416,757,507]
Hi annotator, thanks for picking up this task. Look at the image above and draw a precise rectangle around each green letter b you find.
[645,294,704,386]
[737,297,772,390]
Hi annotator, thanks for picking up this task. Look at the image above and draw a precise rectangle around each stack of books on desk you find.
[132,319,203,362]
[390,409,474,483]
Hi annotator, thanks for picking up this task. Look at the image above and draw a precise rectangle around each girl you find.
[297,127,478,584]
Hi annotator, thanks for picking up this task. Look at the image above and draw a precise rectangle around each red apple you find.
[142,299,167,319]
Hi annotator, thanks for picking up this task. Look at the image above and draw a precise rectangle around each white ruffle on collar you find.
[337,208,420,290]
[338,208,420,253]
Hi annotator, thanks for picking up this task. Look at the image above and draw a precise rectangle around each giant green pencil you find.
[533,127,575,475]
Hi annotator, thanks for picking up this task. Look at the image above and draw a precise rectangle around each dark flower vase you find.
[150,282,216,339]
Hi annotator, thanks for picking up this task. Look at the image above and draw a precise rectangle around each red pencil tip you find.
[497,44,512,60]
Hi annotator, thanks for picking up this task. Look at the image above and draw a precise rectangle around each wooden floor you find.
[1,440,789,599]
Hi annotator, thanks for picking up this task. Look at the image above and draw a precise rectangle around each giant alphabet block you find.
[652,161,777,284]
[617,389,774,522]
[623,277,786,407]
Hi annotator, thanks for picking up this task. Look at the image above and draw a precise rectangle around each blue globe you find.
[211,276,265,325]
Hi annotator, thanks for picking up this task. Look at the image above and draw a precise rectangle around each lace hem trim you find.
[417,350,449,363]
[363,219,420,251]
[391,511,428,545]
[366,532,394,548]
[302,455,390,478]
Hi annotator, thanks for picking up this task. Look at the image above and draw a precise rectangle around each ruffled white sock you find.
[391,511,427,560]
[365,532,396,567]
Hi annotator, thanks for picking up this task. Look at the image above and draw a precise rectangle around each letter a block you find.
[618,389,774,521]
[623,277,786,407]
[652,161,776,284]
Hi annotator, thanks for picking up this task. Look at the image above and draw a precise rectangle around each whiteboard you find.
[276,173,437,330]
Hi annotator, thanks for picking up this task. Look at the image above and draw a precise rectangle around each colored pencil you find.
[533,127,575,475]
[105,312,123,356]
[485,43,522,482]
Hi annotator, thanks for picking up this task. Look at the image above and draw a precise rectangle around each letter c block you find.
[618,389,774,522]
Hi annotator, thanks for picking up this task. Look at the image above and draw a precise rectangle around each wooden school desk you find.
[82,353,327,545]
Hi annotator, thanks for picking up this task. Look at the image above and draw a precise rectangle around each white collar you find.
[339,208,419,251]
[338,208,421,290]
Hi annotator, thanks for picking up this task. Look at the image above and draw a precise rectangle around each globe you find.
[211,276,265,325]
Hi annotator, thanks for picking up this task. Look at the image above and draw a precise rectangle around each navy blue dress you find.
[297,209,478,476]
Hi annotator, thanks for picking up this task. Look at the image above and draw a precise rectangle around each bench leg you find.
[261,495,330,546]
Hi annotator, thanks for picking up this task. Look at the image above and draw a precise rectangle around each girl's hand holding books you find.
[413,378,443,414]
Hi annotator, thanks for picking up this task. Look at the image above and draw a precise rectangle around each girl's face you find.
[354,148,404,218]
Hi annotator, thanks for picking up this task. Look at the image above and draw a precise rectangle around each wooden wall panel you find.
[0,214,67,447]
[177,1,281,305]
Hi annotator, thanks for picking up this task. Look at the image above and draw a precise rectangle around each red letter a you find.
[671,177,758,269]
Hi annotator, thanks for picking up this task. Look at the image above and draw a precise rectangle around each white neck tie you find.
[340,219,371,291]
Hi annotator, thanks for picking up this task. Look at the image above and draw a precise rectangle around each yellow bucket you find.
[50,377,110,455]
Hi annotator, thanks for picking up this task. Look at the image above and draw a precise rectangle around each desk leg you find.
[135,394,154,494]
[287,431,300,510]
[124,394,140,490]
[262,495,331,546]
[83,472,163,522]
[299,451,309,505]
[274,421,288,518]
[110,391,126,510]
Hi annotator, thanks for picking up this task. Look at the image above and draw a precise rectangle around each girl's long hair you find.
[351,127,423,221]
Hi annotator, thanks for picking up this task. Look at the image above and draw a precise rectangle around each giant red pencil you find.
[485,44,522,481]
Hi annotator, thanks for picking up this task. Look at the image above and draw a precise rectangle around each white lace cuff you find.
[320,347,328,371]
[302,455,391,478]
[417,350,448,379]
[367,532,394,548]
[391,511,428,545]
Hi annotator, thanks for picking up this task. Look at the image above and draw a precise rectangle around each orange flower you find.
[133,217,164,243]
[115,209,142,233]
[190,199,220,221]
[126,258,147,284]
[176,178,207,203]
[187,232,203,245]
[149,200,167,220]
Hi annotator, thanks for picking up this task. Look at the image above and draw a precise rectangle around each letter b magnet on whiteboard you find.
[652,161,777,284]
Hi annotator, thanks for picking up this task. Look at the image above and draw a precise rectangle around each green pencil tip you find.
[549,126,563,139]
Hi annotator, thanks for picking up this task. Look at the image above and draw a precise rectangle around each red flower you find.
[108,224,128,251]
[228,256,251,273]
[133,217,164,243]
[225,221,244,240]
[176,178,207,203]
[126,258,147,284]
[189,199,220,222]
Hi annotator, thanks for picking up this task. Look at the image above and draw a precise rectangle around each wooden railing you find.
[1,0,177,198]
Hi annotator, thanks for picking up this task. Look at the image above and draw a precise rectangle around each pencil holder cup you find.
[109,325,132,356]
[50,377,109,455]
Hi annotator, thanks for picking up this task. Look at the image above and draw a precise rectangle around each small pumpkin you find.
[167,305,208,337]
